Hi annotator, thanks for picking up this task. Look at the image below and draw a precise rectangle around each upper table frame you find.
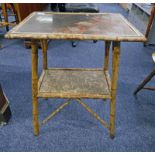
[5,12,146,42]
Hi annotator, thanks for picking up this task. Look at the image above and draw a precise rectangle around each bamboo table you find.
[5,12,146,138]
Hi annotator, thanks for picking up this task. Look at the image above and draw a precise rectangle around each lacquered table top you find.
[5,12,146,41]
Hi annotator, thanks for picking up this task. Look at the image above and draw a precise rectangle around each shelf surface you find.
[38,68,111,99]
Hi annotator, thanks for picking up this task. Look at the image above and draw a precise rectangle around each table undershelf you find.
[38,68,111,99]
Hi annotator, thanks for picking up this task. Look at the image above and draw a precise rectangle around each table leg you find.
[110,41,121,139]
[31,40,39,136]
[2,4,9,31]
[104,41,111,71]
[40,39,48,70]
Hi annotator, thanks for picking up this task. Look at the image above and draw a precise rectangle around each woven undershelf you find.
[38,68,111,99]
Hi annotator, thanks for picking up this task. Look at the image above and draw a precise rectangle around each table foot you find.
[110,134,115,139]
[34,132,39,136]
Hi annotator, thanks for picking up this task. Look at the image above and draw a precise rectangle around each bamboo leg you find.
[31,40,39,136]
[40,39,48,70]
[110,41,121,139]
[2,4,9,31]
[104,41,111,71]
[40,40,48,101]
[10,3,19,24]
[103,41,111,101]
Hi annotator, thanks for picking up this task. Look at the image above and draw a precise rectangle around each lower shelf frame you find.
[37,68,112,99]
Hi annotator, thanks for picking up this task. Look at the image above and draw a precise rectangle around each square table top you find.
[5,12,146,42]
